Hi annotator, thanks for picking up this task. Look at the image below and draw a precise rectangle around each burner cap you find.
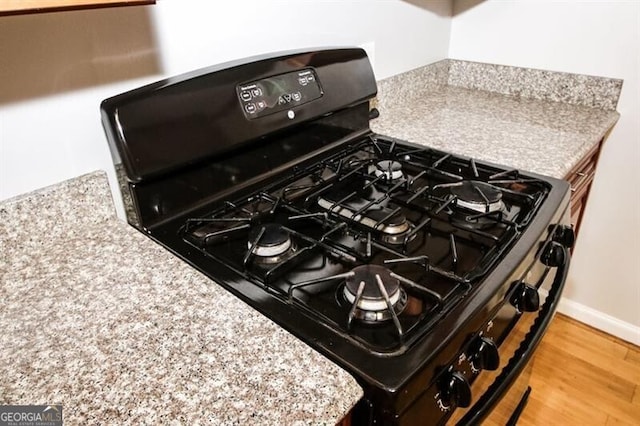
[451,181,504,213]
[383,212,406,228]
[374,160,404,181]
[344,265,402,312]
[375,212,411,236]
[379,214,415,245]
[248,224,292,258]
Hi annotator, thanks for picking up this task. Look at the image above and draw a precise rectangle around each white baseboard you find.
[557,296,640,346]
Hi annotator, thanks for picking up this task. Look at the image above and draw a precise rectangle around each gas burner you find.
[376,214,415,245]
[317,196,412,244]
[343,265,407,322]
[374,160,404,181]
[248,224,294,264]
[450,181,505,213]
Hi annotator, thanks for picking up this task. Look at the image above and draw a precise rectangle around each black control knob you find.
[469,336,500,371]
[510,282,540,313]
[439,371,472,409]
[369,107,380,120]
[541,241,566,267]
[552,225,576,249]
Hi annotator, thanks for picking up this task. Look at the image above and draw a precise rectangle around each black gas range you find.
[101,48,574,425]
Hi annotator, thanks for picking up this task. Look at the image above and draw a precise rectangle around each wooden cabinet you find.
[0,0,153,16]
[336,412,352,426]
[564,131,611,239]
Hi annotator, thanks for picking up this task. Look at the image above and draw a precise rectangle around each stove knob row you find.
[468,336,500,372]
[437,370,472,410]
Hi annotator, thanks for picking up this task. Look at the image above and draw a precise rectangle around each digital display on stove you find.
[236,68,323,119]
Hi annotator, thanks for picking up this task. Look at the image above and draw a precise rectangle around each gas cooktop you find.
[177,136,549,356]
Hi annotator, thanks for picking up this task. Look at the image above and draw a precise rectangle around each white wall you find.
[450,0,640,343]
[0,0,453,207]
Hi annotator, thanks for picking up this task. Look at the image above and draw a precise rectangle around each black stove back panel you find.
[101,48,376,184]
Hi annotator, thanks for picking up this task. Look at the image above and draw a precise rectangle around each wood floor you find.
[517,313,640,425]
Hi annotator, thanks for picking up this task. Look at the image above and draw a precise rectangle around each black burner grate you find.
[179,136,549,353]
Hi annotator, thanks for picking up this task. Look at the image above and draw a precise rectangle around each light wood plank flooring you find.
[518,314,640,425]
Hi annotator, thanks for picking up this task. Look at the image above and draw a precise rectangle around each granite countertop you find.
[0,172,362,425]
[373,59,621,179]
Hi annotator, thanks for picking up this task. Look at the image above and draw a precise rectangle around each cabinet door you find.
[0,0,153,15]
[564,139,603,240]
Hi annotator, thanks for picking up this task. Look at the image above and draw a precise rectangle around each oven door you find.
[449,240,571,426]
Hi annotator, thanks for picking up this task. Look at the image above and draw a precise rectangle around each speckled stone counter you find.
[0,172,362,425]
[373,60,621,179]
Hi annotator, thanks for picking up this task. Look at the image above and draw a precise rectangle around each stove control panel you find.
[236,68,323,119]
[433,333,499,412]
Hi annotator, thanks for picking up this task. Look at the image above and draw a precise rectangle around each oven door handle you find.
[455,243,570,426]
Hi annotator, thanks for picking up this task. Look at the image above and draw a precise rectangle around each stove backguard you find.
[101,48,376,230]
